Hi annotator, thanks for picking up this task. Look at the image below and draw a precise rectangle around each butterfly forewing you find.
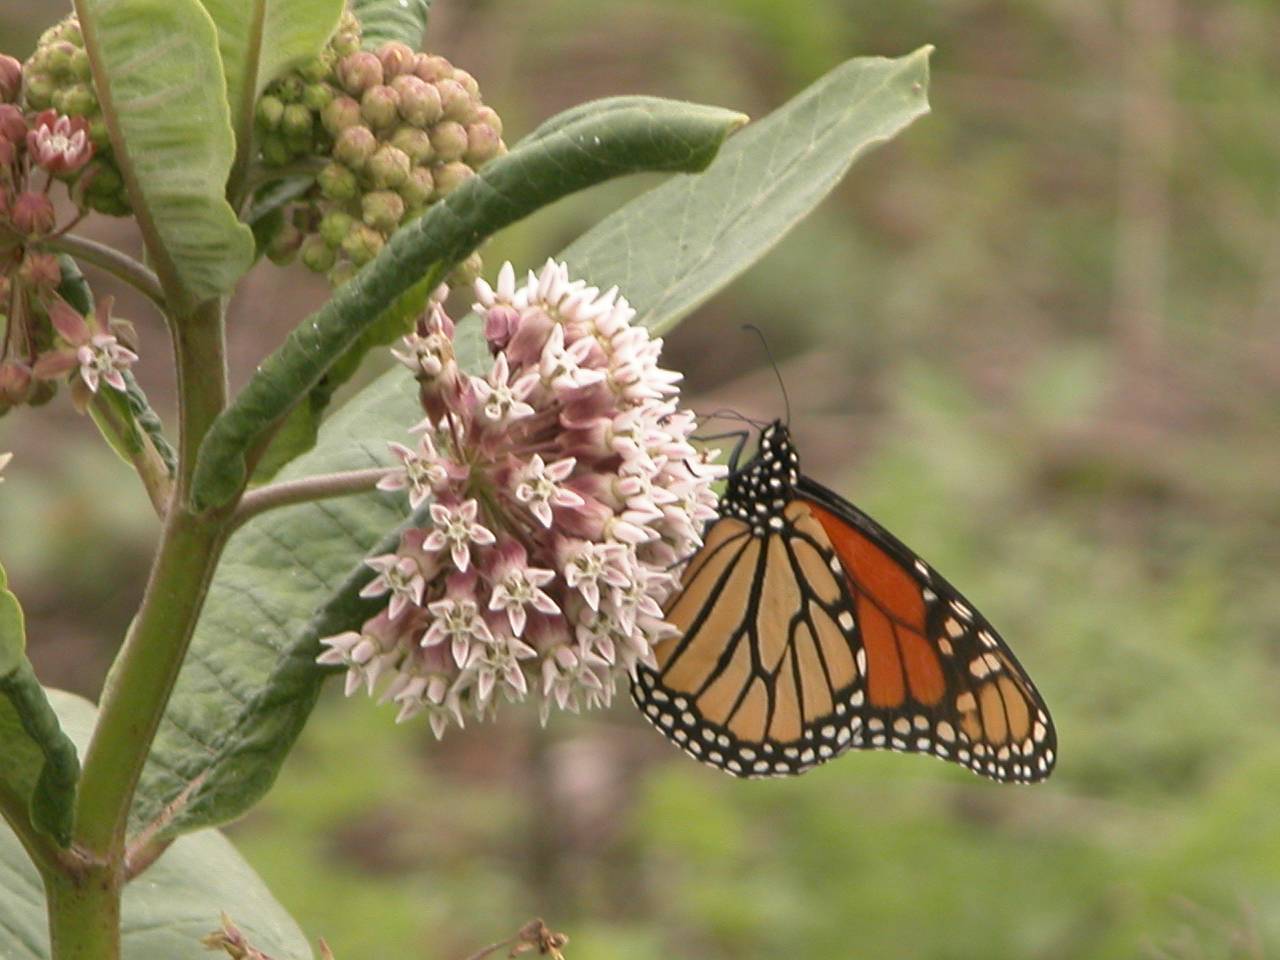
[631,422,1057,784]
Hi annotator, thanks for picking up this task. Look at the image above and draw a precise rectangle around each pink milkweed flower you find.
[318,260,728,737]
[26,110,93,175]
[31,296,138,399]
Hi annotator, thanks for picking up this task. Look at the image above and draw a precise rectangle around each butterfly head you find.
[721,420,800,524]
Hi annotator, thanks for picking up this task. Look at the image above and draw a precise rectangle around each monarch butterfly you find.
[632,420,1056,783]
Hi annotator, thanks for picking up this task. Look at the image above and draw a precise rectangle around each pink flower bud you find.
[435,79,474,123]
[431,160,473,199]
[389,124,434,165]
[397,165,435,209]
[11,191,56,235]
[361,189,405,232]
[428,120,468,163]
[366,143,410,189]
[391,75,443,127]
[0,104,26,143]
[412,54,452,84]
[376,41,415,79]
[337,51,383,96]
[483,304,520,350]
[0,362,32,405]
[17,252,61,289]
[464,122,502,165]
[333,124,377,169]
[320,95,362,136]
[0,55,21,104]
[360,84,400,132]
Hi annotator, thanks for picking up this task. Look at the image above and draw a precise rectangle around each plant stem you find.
[39,233,166,310]
[74,299,231,862]
[44,865,122,960]
[231,467,392,531]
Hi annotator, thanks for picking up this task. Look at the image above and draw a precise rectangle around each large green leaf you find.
[0,692,311,960]
[200,0,345,180]
[563,46,933,335]
[191,97,747,511]
[351,0,431,49]
[75,0,255,307]
[137,50,931,838]
[0,565,78,848]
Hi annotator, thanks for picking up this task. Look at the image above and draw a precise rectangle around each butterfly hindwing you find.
[631,421,1057,784]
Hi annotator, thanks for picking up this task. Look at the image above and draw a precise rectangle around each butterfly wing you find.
[631,483,1056,783]
[797,476,1057,783]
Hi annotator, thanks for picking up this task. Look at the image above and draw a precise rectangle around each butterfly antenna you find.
[742,324,790,425]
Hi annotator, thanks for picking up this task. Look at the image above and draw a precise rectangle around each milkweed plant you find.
[0,1,931,957]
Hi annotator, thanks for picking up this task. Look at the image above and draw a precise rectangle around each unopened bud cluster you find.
[319,261,724,736]
[22,15,129,215]
[0,47,135,414]
[259,13,505,286]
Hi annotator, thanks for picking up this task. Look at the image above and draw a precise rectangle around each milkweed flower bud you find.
[0,56,21,103]
[319,261,726,734]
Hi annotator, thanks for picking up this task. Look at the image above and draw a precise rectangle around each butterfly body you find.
[632,421,1056,783]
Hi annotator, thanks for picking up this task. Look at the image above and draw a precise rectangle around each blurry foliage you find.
[2,0,1279,957]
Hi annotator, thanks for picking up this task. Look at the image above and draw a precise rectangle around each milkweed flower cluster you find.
[319,260,725,737]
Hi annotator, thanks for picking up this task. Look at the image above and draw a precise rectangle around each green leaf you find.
[0,692,312,960]
[191,97,748,511]
[351,0,431,49]
[561,46,933,335]
[0,566,79,848]
[75,0,256,306]
[138,51,931,837]
[199,0,344,183]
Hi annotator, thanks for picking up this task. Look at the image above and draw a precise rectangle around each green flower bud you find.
[464,122,502,165]
[318,161,359,200]
[319,210,355,248]
[412,54,452,84]
[338,51,383,96]
[281,103,314,139]
[256,94,285,130]
[366,144,410,188]
[64,83,97,117]
[328,260,358,287]
[333,124,378,169]
[435,79,474,123]
[302,82,335,113]
[331,15,362,59]
[391,74,443,127]
[44,41,77,76]
[431,161,473,199]
[53,18,83,47]
[259,133,292,167]
[321,95,362,136]
[448,250,483,286]
[22,74,55,110]
[341,223,385,265]
[360,84,400,132]
[398,165,434,208]
[298,55,331,84]
[70,46,92,81]
[376,41,415,79]
[389,124,433,165]
[266,221,304,265]
[361,189,405,232]
[28,379,58,408]
[88,118,110,148]
[428,120,468,163]
[300,234,337,273]
[274,74,304,103]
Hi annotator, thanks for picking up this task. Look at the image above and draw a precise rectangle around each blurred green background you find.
[3,1,1280,958]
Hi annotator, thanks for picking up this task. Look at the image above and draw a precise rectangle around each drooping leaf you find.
[199,0,344,181]
[139,50,931,838]
[351,0,431,49]
[74,0,255,307]
[562,46,933,335]
[191,97,748,511]
[0,565,78,847]
[0,691,311,960]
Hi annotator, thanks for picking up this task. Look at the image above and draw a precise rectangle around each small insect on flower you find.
[319,260,727,736]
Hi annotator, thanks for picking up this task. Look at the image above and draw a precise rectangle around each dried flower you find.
[319,261,726,736]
